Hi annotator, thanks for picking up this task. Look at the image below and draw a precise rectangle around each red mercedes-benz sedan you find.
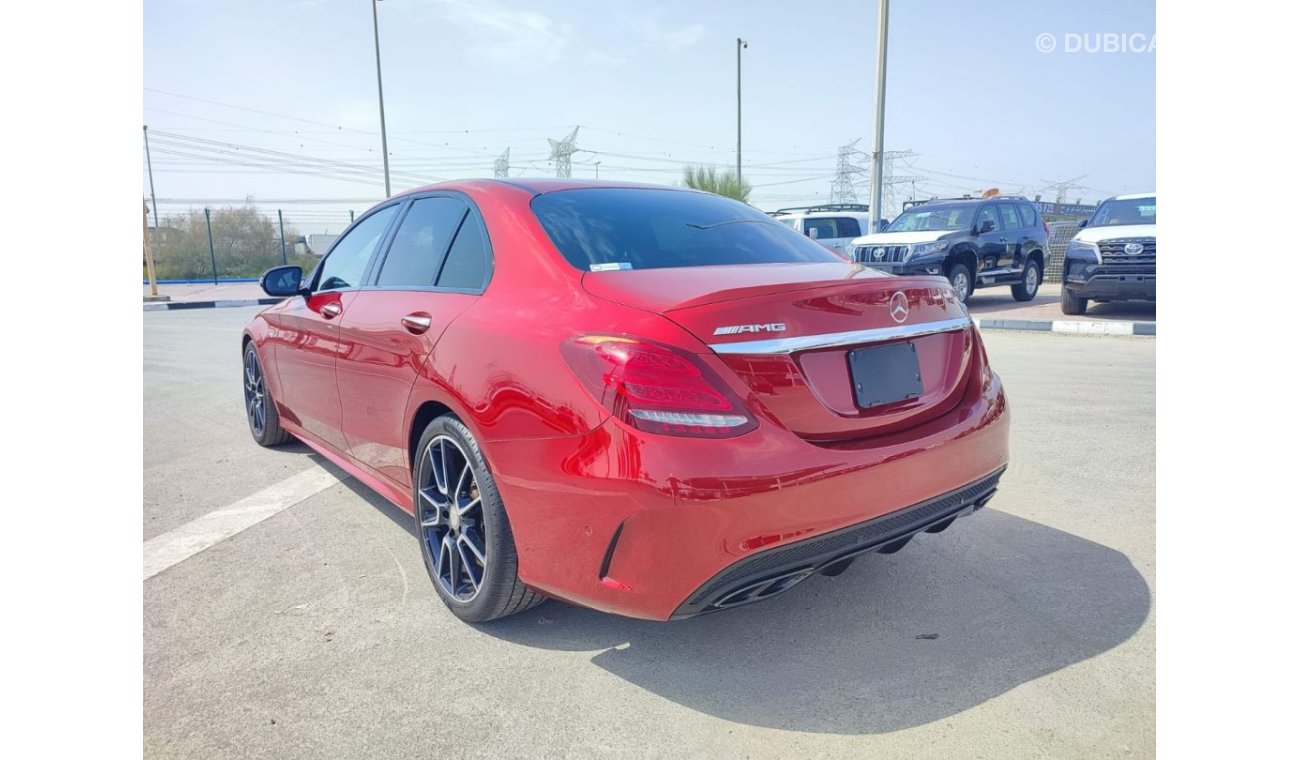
[242,179,1009,622]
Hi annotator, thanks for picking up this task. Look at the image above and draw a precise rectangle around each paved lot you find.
[144,307,1154,759]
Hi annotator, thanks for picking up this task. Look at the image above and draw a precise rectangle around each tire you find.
[947,262,973,303]
[1012,258,1041,301]
[1060,287,1089,315]
[243,343,293,447]
[413,416,544,623]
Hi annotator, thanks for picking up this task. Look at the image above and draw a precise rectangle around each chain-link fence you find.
[1045,220,1083,283]
[145,204,359,282]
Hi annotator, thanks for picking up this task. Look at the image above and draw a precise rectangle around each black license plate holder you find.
[848,342,923,409]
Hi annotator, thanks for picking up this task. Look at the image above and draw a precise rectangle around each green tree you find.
[150,203,315,280]
[682,165,752,203]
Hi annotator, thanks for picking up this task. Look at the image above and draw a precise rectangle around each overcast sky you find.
[144,0,1154,229]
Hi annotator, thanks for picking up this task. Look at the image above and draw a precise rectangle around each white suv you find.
[770,204,877,259]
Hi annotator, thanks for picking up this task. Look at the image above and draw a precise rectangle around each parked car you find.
[770,204,876,258]
[847,196,1049,303]
[243,180,1009,622]
[1060,193,1156,315]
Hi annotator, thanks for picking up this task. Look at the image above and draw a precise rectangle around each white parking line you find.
[143,464,349,581]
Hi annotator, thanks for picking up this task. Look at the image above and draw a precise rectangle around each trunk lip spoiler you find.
[708,316,972,355]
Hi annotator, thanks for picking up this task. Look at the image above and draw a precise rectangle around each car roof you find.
[1111,192,1156,200]
[389,178,700,201]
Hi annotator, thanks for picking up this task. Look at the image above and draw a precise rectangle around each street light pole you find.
[736,38,747,182]
[371,0,392,197]
[868,0,890,233]
[143,125,159,230]
[594,161,601,180]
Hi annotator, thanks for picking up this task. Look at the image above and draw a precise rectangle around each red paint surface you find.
[245,179,1010,620]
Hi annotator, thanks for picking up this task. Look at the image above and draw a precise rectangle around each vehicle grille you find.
[1097,237,1156,275]
[855,244,909,264]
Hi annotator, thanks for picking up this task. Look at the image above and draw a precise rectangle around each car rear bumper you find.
[670,467,1003,618]
[1066,274,1157,300]
[486,367,1010,621]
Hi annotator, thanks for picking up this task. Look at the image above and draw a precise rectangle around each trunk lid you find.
[583,263,975,442]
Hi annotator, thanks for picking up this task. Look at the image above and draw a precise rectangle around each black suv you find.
[848,196,1049,303]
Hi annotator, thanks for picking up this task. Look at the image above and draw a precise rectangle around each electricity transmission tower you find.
[548,127,580,178]
[831,139,869,203]
[1041,175,1087,204]
[493,148,510,178]
[869,149,918,219]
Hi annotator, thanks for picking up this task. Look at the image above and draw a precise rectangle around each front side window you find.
[532,189,841,271]
[316,205,399,291]
[831,217,862,237]
[804,218,837,240]
[975,204,1000,232]
[377,197,467,287]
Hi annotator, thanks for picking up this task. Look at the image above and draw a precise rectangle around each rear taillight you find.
[560,335,758,438]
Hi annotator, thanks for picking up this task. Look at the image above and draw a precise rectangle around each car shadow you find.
[479,508,1151,735]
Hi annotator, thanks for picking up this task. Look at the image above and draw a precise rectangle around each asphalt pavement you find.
[143,306,1155,759]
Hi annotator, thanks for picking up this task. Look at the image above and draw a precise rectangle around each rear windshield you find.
[531,188,843,271]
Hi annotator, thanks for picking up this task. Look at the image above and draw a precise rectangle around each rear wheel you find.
[413,416,544,622]
[1012,259,1041,301]
[1060,287,1089,315]
[243,344,292,447]
[947,262,973,303]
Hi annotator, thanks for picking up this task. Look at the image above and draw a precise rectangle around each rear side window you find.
[1015,203,1038,229]
[316,205,400,291]
[436,211,491,290]
[997,204,1022,231]
[532,189,842,271]
[376,197,467,287]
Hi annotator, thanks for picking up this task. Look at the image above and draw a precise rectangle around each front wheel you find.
[413,416,544,623]
[1060,287,1089,315]
[1012,259,1041,301]
[243,344,292,447]
[947,263,973,303]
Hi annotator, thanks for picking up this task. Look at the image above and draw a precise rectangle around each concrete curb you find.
[144,298,282,312]
[974,317,1155,337]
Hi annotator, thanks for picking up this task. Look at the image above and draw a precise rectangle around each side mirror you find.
[808,227,820,240]
[261,265,304,297]
[976,220,996,235]
[1077,218,1088,228]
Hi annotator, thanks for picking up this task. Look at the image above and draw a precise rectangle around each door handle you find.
[401,313,433,334]
[320,302,342,319]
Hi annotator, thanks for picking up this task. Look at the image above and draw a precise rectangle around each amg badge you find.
[713,323,788,336]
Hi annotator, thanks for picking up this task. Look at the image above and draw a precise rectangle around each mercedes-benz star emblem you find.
[1124,242,1144,255]
[889,291,909,323]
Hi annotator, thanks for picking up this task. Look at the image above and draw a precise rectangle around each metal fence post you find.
[204,207,218,285]
[278,209,288,265]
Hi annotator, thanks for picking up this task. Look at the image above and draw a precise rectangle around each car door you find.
[336,195,492,488]
[995,203,1024,269]
[1013,203,1043,269]
[271,203,401,453]
[973,203,1004,274]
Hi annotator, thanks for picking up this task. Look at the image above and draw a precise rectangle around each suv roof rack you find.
[770,203,871,216]
[901,194,1028,211]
